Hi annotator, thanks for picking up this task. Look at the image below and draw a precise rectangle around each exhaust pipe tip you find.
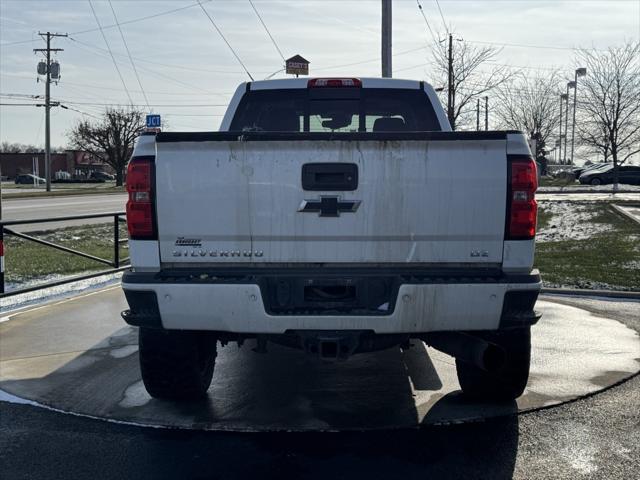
[423,332,507,373]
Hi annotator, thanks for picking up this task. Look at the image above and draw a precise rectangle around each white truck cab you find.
[122,77,541,402]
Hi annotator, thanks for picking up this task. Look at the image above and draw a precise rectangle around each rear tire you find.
[455,327,531,401]
[138,328,217,401]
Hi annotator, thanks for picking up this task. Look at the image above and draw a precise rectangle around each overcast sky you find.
[1,0,639,147]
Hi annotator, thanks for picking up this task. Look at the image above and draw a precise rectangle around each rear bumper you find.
[121,269,541,334]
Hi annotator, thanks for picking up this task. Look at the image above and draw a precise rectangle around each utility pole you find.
[381,0,392,77]
[484,96,488,131]
[476,98,480,130]
[34,32,67,192]
[558,94,565,164]
[447,33,454,128]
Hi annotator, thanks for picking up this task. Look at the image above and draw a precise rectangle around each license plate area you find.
[261,276,398,315]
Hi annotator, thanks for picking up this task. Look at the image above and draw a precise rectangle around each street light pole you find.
[558,93,565,164]
[570,67,587,165]
[564,82,575,165]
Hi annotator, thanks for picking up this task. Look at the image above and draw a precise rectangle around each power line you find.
[465,39,603,52]
[196,0,254,81]
[56,80,234,97]
[51,99,229,107]
[415,1,439,46]
[87,0,133,105]
[59,104,101,120]
[70,0,213,36]
[315,45,428,71]
[67,36,269,76]
[107,0,151,111]
[1,1,216,48]
[0,93,41,99]
[70,34,426,77]
[164,113,225,117]
[0,38,39,47]
[67,37,217,95]
[433,0,449,34]
[248,0,285,62]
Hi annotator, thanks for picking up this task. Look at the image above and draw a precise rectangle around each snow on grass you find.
[539,184,640,193]
[3,223,128,286]
[535,201,640,291]
[537,202,609,242]
[1,272,123,313]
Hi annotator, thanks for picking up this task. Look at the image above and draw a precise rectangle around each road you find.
[2,191,639,230]
[0,293,638,479]
[1,194,127,232]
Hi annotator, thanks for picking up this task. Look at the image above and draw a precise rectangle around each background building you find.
[0,150,113,180]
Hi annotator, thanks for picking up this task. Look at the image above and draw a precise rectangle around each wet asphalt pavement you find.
[1,373,638,479]
[1,295,639,479]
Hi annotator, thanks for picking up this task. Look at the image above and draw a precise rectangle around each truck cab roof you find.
[247,77,427,90]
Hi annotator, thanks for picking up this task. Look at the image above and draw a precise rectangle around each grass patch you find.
[4,223,129,287]
[539,176,576,187]
[536,206,552,230]
[535,204,640,290]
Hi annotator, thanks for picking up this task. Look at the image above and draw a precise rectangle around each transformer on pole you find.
[34,31,67,192]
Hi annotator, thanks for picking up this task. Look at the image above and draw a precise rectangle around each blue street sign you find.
[146,114,161,128]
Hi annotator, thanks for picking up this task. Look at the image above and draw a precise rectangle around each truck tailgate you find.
[155,138,507,265]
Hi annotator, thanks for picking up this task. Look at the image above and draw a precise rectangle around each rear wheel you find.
[455,327,531,401]
[138,328,217,401]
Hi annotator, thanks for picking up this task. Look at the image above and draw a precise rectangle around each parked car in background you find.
[572,162,608,178]
[89,171,115,181]
[54,170,72,180]
[579,165,640,185]
[15,174,45,185]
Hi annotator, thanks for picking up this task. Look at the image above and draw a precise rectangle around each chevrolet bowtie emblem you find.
[298,196,361,217]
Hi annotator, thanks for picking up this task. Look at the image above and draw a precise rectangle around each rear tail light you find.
[307,78,362,88]
[506,156,538,240]
[126,156,156,240]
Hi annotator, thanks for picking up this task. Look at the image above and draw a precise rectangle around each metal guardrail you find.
[0,212,129,298]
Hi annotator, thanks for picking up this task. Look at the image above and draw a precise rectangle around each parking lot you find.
[1,290,638,478]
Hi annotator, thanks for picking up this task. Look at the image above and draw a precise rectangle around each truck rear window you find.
[229,88,442,132]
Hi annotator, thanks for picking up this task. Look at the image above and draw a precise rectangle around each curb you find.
[538,188,640,194]
[611,204,640,226]
[2,190,125,200]
[541,287,640,300]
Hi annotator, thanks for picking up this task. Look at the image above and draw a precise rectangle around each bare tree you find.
[494,71,562,160]
[68,108,144,186]
[428,37,515,130]
[576,42,640,184]
[0,142,47,153]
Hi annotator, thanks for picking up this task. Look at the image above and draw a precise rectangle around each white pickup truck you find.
[122,77,540,402]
